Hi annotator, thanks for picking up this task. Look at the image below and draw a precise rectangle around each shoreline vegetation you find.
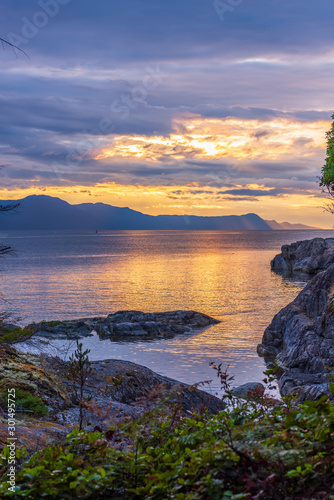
[1,237,334,497]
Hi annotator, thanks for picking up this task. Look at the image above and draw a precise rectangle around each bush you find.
[0,325,35,345]
[1,388,48,417]
[1,389,334,498]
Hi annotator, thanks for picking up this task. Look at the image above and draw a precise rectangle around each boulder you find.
[232,382,265,399]
[257,264,334,400]
[271,237,334,275]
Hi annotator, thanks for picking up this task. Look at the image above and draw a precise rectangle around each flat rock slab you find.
[258,263,334,401]
[271,237,334,275]
[29,310,220,341]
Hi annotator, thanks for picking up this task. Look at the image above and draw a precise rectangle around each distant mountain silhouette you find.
[265,220,320,230]
[0,195,317,230]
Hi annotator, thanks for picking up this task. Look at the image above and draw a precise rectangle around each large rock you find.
[0,350,225,453]
[57,359,226,431]
[56,358,225,430]
[271,237,334,275]
[87,359,225,414]
[257,264,334,400]
[29,310,220,341]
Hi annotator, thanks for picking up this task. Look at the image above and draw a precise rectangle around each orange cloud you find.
[95,116,329,162]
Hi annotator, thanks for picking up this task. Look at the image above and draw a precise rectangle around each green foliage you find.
[38,320,64,327]
[0,325,35,345]
[320,112,334,196]
[1,386,334,498]
[1,388,48,416]
[0,319,64,346]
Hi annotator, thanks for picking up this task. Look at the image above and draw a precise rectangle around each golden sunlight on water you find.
[0,229,330,392]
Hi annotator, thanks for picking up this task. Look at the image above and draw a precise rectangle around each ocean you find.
[0,229,331,394]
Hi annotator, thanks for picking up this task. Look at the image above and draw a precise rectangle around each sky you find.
[1,0,334,227]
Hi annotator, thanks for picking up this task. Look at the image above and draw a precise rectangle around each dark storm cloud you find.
[217,188,283,197]
[0,80,174,137]
[193,105,332,123]
[3,0,334,63]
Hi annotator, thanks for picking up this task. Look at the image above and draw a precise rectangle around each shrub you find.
[1,388,48,417]
[1,363,334,498]
[1,389,334,498]
[0,325,36,345]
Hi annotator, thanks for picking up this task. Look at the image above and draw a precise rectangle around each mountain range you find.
[0,195,320,231]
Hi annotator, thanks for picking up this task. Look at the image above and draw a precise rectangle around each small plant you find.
[68,341,92,430]
[1,389,48,417]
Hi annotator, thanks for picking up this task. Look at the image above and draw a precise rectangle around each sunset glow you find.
[95,117,329,162]
[1,1,334,227]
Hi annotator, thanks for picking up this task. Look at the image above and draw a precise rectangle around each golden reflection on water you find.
[1,230,328,391]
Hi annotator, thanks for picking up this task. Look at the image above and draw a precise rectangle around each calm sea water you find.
[0,229,332,394]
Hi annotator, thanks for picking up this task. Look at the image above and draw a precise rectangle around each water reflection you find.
[1,229,331,393]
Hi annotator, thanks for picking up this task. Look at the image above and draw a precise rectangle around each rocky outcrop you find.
[271,237,334,275]
[0,349,225,453]
[257,264,334,401]
[30,310,220,341]
[0,345,70,414]
[57,358,225,430]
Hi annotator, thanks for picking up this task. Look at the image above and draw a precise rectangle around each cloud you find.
[0,0,333,225]
[3,0,334,64]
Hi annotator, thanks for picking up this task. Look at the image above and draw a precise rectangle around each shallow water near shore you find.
[1,229,332,394]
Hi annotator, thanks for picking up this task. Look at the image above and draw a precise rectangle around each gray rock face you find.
[56,358,225,431]
[257,264,334,400]
[271,237,334,275]
[31,310,220,341]
[0,353,225,454]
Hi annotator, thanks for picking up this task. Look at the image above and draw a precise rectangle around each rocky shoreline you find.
[271,237,334,275]
[259,236,334,401]
[0,343,225,454]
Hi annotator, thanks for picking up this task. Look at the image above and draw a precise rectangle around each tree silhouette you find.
[0,36,28,58]
[0,166,20,255]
